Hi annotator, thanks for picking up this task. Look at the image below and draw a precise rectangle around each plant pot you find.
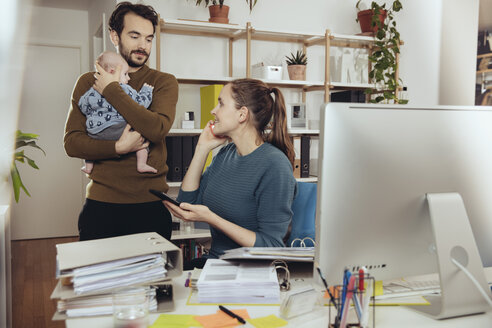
[357,9,387,34]
[287,65,306,81]
[208,5,229,24]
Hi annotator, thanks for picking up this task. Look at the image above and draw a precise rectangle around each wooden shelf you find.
[171,228,211,240]
[160,18,244,38]
[168,128,202,135]
[168,176,317,189]
[477,52,492,59]
[297,176,318,183]
[477,69,492,75]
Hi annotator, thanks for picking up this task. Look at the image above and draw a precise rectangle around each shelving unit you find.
[477,53,492,105]
[156,18,387,190]
[155,18,380,103]
[171,228,211,241]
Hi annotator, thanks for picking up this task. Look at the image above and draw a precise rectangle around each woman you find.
[165,79,297,264]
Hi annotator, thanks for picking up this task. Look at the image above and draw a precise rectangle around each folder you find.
[56,232,182,280]
[166,136,183,182]
[182,136,193,179]
[300,136,310,178]
[292,136,301,178]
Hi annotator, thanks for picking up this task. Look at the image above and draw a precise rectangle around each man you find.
[64,2,178,241]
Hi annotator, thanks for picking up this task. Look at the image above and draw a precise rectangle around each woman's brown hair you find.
[229,78,295,168]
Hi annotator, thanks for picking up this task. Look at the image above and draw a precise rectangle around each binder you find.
[182,136,193,179]
[166,136,183,182]
[292,136,301,178]
[56,232,182,279]
[300,135,310,178]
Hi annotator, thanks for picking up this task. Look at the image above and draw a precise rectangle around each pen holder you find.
[327,274,375,328]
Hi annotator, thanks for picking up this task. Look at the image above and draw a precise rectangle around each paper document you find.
[220,247,314,262]
[197,259,280,304]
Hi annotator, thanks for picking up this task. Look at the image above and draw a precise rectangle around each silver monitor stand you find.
[408,192,491,319]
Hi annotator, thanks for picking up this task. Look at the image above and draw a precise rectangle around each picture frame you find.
[287,103,307,129]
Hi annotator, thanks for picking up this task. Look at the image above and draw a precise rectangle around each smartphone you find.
[149,189,181,206]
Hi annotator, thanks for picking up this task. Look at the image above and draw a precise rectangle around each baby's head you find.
[96,51,130,84]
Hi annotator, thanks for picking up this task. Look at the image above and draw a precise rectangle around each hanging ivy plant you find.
[362,0,408,104]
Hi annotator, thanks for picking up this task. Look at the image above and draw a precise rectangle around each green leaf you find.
[398,99,409,104]
[375,96,385,103]
[24,155,40,170]
[10,165,30,203]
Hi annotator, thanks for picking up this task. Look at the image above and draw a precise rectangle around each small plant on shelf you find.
[285,50,307,81]
[356,0,407,104]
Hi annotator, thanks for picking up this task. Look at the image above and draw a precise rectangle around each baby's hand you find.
[143,83,154,90]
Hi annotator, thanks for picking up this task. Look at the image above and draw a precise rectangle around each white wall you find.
[10,5,90,240]
[439,0,479,105]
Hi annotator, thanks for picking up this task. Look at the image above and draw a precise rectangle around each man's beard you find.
[119,41,149,68]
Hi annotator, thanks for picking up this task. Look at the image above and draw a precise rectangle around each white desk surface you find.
[65,268,492,328]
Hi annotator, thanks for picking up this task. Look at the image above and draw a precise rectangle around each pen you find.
[359,267,366,306]
[219,305,246,324]
[339,269,351,321]
[340,275,356,328]
[315,266,339,311]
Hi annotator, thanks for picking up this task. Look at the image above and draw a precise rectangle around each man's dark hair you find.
[108,1,158,36]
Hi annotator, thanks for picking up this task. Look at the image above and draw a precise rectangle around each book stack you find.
[197,259,280,304]
[51,232,182,319]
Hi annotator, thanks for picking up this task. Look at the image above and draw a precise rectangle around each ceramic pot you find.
[208,5,229,24]
[287,65,306,81]
[357,9,387,34]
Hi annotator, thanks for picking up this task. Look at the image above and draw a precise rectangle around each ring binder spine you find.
[290,236,316,247]
[272,259,291,291]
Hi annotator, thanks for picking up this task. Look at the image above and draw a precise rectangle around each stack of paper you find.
[220,247,314,262]
[197,259,280,304]
[51,232,182,319]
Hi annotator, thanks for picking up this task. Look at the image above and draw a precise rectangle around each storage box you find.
[252,63,283,80]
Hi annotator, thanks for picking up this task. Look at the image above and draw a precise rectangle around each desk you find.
[65,269,492,328]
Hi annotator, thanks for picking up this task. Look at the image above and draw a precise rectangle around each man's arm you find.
[102,73,178,143]
[64,73,120,161]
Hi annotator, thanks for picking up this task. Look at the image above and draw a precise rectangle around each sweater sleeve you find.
[64,72,120,160]
[102,73,178,143]
[253,160,297,247]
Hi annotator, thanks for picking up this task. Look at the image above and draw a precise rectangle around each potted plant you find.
[192,0,258,24]
[193,0,229,24]
[11,130,45,202]
[286,50,307,81]
[356,0,387,34]
[356,1,407,104]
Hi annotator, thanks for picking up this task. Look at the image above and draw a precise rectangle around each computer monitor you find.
[315,103,492,319]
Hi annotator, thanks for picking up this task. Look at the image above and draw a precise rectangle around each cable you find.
[450,257,492,308]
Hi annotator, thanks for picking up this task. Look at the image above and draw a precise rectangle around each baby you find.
[78,51,157,174]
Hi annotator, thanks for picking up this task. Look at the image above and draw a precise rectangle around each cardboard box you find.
[252,63,282,80]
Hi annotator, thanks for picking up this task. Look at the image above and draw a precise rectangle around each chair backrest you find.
[287,182,317,247]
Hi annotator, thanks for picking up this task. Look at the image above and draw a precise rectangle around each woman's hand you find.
[196,120,228,153]
[93,62,120,94]
[164,201,215,224]
[115,124,149,155]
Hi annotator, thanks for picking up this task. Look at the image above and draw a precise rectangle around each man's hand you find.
[115,124,149,155]
[93,62,120,94]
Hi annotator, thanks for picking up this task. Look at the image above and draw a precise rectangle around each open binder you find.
[56,232,182,279]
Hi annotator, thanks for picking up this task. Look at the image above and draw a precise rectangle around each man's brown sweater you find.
[64,65,178,203]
